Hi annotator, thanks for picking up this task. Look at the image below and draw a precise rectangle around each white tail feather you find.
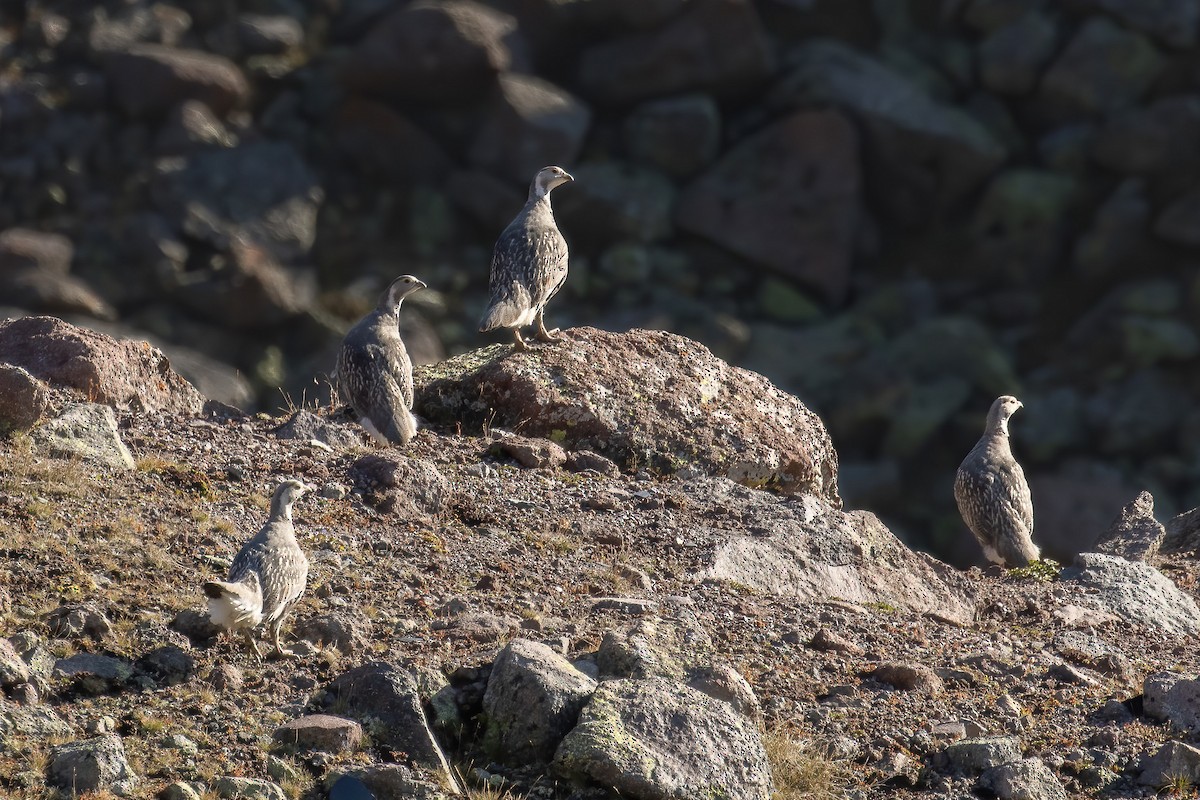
[205,581,263,630]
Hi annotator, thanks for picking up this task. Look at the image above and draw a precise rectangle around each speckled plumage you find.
[203,479,311,659]
[480,166,574,350]
[336,275,426,445]
[954,395,1039,568]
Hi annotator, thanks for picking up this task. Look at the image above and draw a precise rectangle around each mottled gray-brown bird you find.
[336,275,426,445]
[479,165,574,351]
[954,395,1039,568]
[204,479,312,659]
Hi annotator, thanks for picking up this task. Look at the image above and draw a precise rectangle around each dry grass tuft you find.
[764,730,858,800]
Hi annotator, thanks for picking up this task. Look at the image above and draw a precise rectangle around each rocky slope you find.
[1,318,1199,800]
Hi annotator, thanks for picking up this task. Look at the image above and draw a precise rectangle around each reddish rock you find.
[414,327,842,505]
[0,316,205,415]
[677,110,860,304]
[273,714,363,753]
[492,435,568,469]
[106,44,250,117]
[342,0,527,103]
[0,364,50,435]
[872,662,945,695]
[577,0,773,105]
[469,74,592,185]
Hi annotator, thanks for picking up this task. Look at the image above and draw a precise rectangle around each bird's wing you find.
[338,336,414,434]
[481,228,535,330]
[528,227,569,307]
[261,528,309,624]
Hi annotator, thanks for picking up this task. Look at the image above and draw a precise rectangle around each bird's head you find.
[986,395,1023,435]
[271,478,312,519]
[380,274,427,312]
[531,165,574,200]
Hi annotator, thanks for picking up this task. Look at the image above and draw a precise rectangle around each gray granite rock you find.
[1093,491,1165,561]
[273,715,363,753]
[939,736,1023,773]
[1061,553,1200,636]
[47,736,138,796]
[1139,740,1200,785]
[978,758,1068,800]
[32,404,136,470]
[1143,672,1200,731]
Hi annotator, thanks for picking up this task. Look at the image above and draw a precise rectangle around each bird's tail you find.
[203,579,264,630]
[479,299,520,332]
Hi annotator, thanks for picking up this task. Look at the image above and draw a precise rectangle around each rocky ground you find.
[1,319,1200,800]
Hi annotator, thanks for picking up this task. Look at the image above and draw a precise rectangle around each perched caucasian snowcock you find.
[479,165,574,351]
[203,479,311,659]
[336,274,426,445]
[954,395,1040,568]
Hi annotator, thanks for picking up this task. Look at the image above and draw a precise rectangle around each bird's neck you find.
[985,415,1009,437]
[271,500,293,522]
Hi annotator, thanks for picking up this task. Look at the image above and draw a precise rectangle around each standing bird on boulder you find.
[336,274,426,445]
[954,395,1039,568]
[480,165,574,351]
[204,479,312,659]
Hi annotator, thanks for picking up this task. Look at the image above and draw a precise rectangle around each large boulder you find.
[105,44,250,118]
[31,403,137,471]
[1092,491,1165,562]
[1071,0,1200,48]
[414,327,842,505]
[688,475,976,623]
[767,39,1005,221]
[576,0,773,105]
[1037,17,1164,121]
[0,316,204,415]
[0,363,50,436]
[333,99,455,184]
[0,229,116,320]
[1143,672,1200,731]
[483,639,597,764]
[1060,552,1200,636]
[47,736,138,796]
[677,110,860,304]
[553,677,773,800]
[622,93,721,178]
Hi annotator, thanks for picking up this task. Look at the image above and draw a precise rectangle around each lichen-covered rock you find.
[0,364,50,436]
[1061,552,1200,635]
[0,638,31,688]
[1093,491,1165,561]
[978,758,1068,800]
[1139,741,1200,786]
[348,453,449,516]
[553,677,773,800]
[623,93,721,178]
[415,328,841,505]
[483,639,596,764]
[1143,672,1200,731]
[31,404,136,470]
[47,735,138,796]
[677,110,860,304]
[0,316,204,414]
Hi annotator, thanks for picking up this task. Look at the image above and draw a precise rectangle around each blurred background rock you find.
[1,0,1198,565]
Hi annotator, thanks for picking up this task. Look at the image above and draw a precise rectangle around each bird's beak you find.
[563,172,574,183]
[415,279,427,290]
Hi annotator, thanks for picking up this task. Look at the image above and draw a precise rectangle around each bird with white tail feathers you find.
[954,395,1040,568]
[204,479,312,659]
[335,274,426,445]
[480,165,574,351]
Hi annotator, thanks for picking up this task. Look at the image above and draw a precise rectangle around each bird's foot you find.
[534,326,561,343]
[512,330,530,351]
[270,646,299,660]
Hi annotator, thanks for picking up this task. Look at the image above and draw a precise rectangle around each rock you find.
[872,663,945,695]
[1154,188,1200,248]
[46,603,113,640]
[692,476,975,623]
[162,782,204,800]
[235,14,304,55]
[47,736,138,795]
[685,663,761,721]
[961,0,1042,32]
[211,776,286,800]
[0,704,72,739]
[53,653,134,691]
[446,168,523,232]
[556,162,675,244]
[273,715,363,753]
[492,435,567,469]
[156,100,235,154]
[1143,672,1200,730]
[345,764,453,800]
[415,328,842,505]
[1038,17,1164,120]
[151,141,321,266]
[87,4,190,53]
[0,228,72,274]
[969,168,1078,280]
[553,677,773,800]
[348,453,449,517]
[1082,370,1189,455]
[293,612,369,654]
[1,269,118,321]
[1060,553,1200,636]
[1072,179,1150,277]
[0,638,31,688]
[322,662,455,784]
[566,449,620,476]
[576,0,773,105]
[978,12,1057,95]
[1139,741,1200,785]
[1165,506,1200,552]
[623,93,721,178]
[939,736,1023,773]
[468,73,591,185]
[978,758,1068,800]
[342,0,527,103]
[1072,0,1200,48]
[0,316,204,414]
[1092,96,1200,176]
[595,616,712,680]
[207,664,243,692]
[31,403,136,471]
[676,110,859,304]
[433,611,518,642]
[809,627,864,655]
[333,99,455,184]
[483,639,597,764]
[274,410,362,450]
[106,44,250,118]
[1093,491,1165,561]
[135,646,195,687]
[0,364,50,436]
[767,39,1004,220]
[170,609,223,643]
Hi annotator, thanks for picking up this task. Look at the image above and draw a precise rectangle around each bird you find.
[954,395,1040,568]
[203,479,312,659]
[335,274,426,445]
[479,165,574,351]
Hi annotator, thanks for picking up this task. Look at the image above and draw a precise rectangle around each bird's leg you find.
[512,328,530,352]
[242,629,262,661]
[534,310,560,343]
[269,620,297,660]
